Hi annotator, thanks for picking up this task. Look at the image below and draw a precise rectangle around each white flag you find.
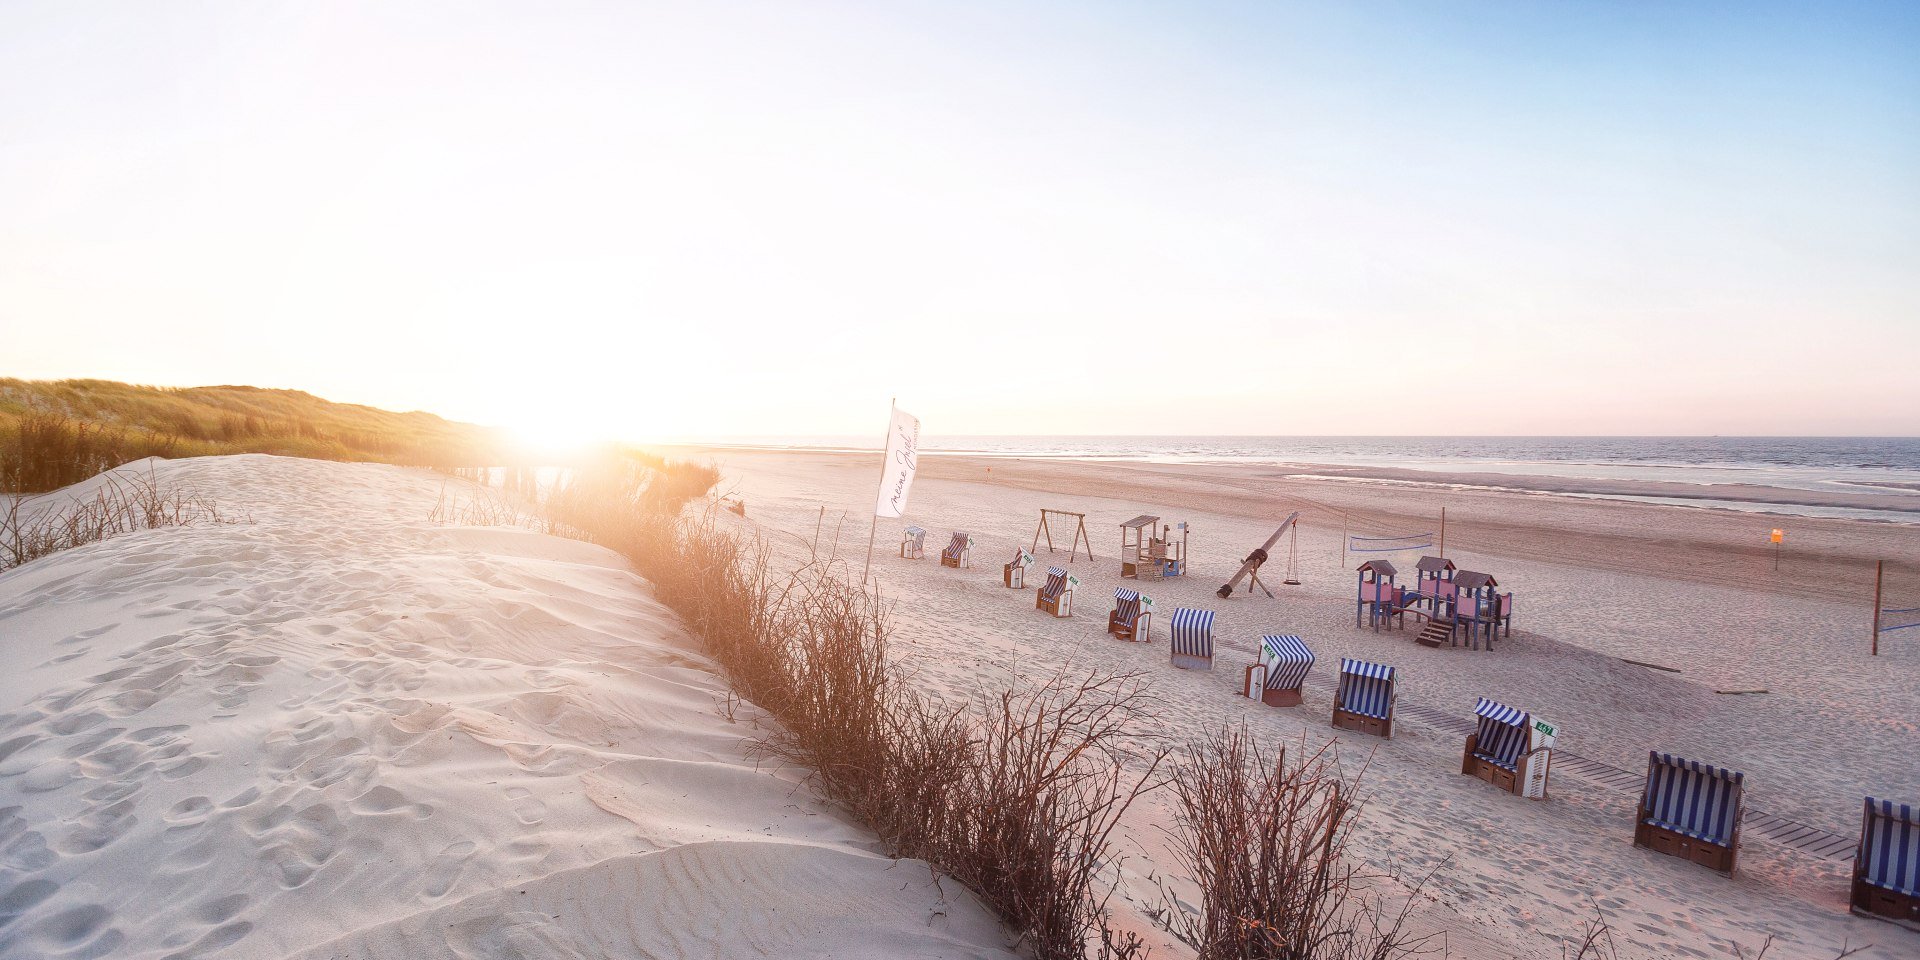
[874,404,921,519]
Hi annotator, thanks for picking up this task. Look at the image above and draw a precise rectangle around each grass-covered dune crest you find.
[1,378,507,491]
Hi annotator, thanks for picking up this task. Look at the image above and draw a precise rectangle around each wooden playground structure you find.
[1032,508,1093,562]
[1119,515,1187,580]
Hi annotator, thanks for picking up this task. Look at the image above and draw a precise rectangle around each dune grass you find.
[0,378,507,491]
[1,464,236,574]
[540,457,1167,959]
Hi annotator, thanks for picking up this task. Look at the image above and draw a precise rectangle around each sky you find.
[2,0,1916,442]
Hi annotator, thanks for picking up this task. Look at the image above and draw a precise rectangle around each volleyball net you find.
[1347,532,1435,554]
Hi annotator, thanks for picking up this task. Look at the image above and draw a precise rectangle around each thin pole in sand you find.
[860,398,895,585]
[813,505,824,557]
[1439,507,1447,559]
[1872,559,1883,656]
[1341,513,1348,569]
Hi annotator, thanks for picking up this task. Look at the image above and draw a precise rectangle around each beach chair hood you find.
[1642,753,1744,846]
[1337,658,1395,719]
[1861,798,1920,896]
[1040,566,1069,599]
[1470,698,1531,770]
[1259,634,1314,690]
[1169,608,1214,658]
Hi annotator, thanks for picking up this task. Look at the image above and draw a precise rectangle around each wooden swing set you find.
[1032,508,1093,562]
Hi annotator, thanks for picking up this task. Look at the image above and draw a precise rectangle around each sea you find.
[684,436,1920,524]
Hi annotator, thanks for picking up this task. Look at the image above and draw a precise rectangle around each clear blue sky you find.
[2,1,1915,439]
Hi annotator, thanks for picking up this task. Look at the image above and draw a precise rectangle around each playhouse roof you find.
[1455,570,1498,589]
[1120,515,1159,529]
[1415,556,1456,574]
[1357,559,1397,576]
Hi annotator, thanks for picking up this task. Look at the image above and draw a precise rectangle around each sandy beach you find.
[697,447,1920,959]
[0,456,1018,960]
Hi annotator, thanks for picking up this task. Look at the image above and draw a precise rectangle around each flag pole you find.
[861,399,895,585]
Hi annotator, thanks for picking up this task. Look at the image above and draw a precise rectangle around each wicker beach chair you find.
[1852,798,1920,925]
[1247,633,1313,707]
[1461,698,1534,795]
[900,526,926,560]
[940,531,971,569]
[1107,588,1151,642]
[1003,548,1027,588]
[1035,566,1073,617]
[1633,753,1744,875]
[1168,607,1214,670]
[1332,658,1396,738]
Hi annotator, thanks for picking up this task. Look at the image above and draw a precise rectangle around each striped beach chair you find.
[1168,607,1214,670]
[1332,658,1395,738]
[1003,548,1028,588]
[1852,798,1920,925]
[900,526,927,560]
[1107,588,1151,642]
[940,531,971,569]
[1035,566,1073,618]
[1461,698,1534,795]
[1243,634,1313,707]
[1633,753,1744,875]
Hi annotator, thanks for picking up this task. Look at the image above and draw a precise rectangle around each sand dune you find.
[0,455,1016,960]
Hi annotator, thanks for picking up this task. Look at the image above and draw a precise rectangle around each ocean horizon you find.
[670,435,1920,524]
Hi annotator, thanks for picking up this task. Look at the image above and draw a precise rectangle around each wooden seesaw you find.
[1216,511,1301,599]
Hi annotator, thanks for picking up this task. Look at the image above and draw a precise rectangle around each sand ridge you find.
[0,455,1018,960]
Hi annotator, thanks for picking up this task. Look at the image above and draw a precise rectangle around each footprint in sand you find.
[0,734,38,768]
[165,796,214,826]
[445,911,575,960]
[504,787,546,826]
[19,903,124,958]
[421,840,478,899]
[55,797,138,854]
[148,892,254,959]
[19,758,81,793]
[160,837,218,874]
[1,829,54,871]
[255,802,341,890]
[158,920,252,960]
[0,876,59,923]
[347,785,433,820]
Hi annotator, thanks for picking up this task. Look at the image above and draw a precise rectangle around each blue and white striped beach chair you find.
[940,531,971,569]
[900,526,926,560]
[1107,588,1150,641]
[1035,566,1073,617]
[1247,634,1313,707]
[1332,658,1396,738]
[1853,797,1920,925]
[1168,607,1214,670]
[1633,752,1744,875]
[1462,698,1535,795]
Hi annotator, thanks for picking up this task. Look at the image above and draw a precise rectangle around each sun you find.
[503,416,616,461]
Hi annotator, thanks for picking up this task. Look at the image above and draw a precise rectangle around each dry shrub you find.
[545,459,1161,960]
[2,465,233,573]
[1163,726,1425,960]
[427,481,566,537]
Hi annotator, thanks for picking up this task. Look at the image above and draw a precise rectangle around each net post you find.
[1872,559,1883,656]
